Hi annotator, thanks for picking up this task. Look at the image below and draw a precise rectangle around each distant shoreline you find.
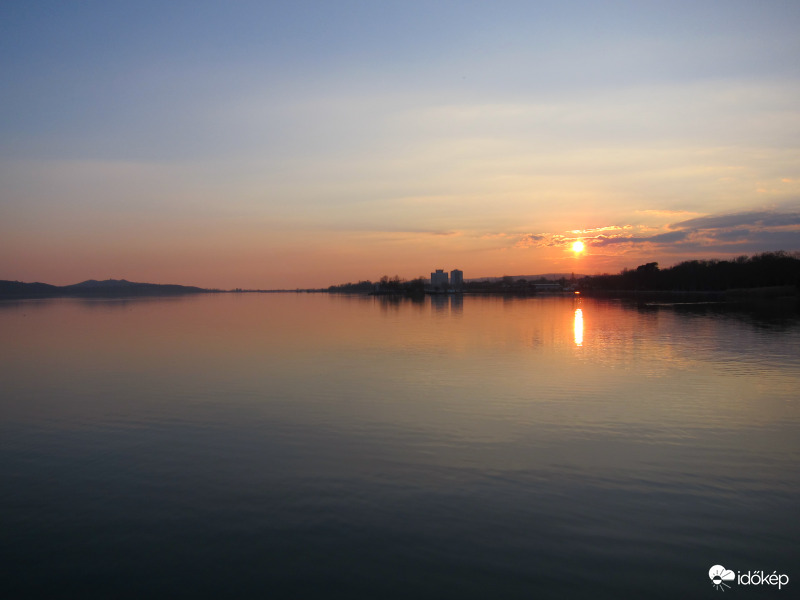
[4,282,797,303]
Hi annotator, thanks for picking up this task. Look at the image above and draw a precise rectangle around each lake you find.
[1,293,798,599]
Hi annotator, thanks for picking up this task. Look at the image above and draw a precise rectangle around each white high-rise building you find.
[430,269,449,292]
[450,269,463,291]
[428,268,464,293]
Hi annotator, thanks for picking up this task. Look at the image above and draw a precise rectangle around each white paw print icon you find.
[709,565,735,591]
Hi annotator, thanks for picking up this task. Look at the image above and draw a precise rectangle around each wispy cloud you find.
[515,233,568,249]
[570,225,630,234]
[671,210,800,230]
[590,230,691,247]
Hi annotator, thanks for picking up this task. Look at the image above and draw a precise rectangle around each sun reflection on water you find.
[574,308,583,346]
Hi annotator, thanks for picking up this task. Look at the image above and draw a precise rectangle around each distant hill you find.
[0,279,209,299]
[0,281,60,296]
[64,279,141,289]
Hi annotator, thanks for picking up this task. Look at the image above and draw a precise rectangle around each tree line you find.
[326,252,800,295]
[327,275,427,295]
[580,251,800,292]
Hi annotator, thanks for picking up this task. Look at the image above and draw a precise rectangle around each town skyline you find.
[2,1,799,290]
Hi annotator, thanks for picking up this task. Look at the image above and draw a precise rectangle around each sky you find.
[2,0,799,289]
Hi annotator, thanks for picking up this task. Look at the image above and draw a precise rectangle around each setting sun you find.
[572,241,585,254]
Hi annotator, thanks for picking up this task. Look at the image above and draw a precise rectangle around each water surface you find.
[1,294,798,598]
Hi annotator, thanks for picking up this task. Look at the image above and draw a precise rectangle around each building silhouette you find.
[450,269,463,292]
[429,268,463,293]
[430,269,449,292]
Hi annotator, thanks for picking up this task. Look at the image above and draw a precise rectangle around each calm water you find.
[1,293,798,599]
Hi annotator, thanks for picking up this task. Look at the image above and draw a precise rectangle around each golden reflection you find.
[574,308,583,346]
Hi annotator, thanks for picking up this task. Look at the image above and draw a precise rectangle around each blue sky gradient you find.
[2,1,799,287]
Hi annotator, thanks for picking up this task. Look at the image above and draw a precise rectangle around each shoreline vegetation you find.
[2,252,799,303]
[326,251,800,303]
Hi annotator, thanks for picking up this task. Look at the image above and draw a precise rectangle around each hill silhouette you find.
[0,279,208,299]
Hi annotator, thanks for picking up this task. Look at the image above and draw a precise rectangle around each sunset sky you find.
[2,0,799,289]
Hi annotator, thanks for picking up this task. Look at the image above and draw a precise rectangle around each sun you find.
[572,241,585,254]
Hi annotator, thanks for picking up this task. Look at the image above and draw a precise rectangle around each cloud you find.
[514,233,551,248]
[668,209,800,250]
[585,209,800,252]
[506,208,800,264]
[642,230,690,244]
[715,228,751,241]
[570,225,628,234]
[514,209,800,258]
[760,213,800,227]
[671,210,800,230]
